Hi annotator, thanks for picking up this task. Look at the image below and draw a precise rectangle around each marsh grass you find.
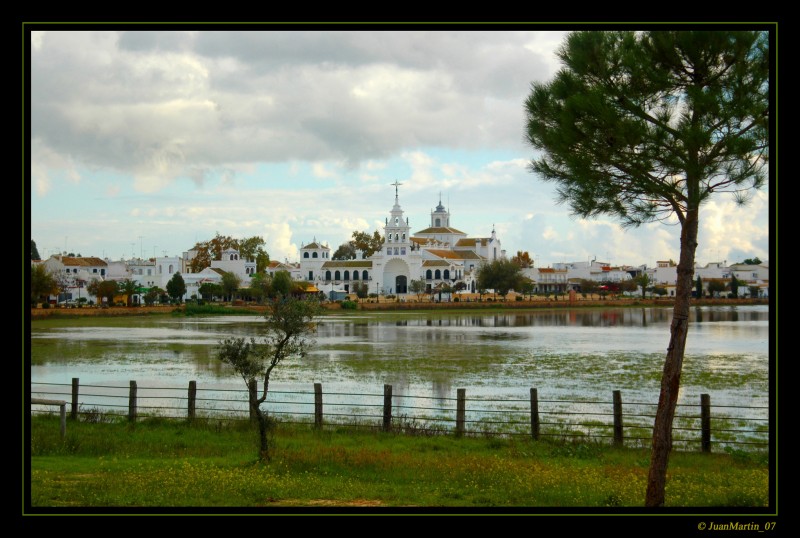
[28,412,769,510]
[182,304,255,316]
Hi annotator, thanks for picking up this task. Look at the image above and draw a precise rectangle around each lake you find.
[29,305,770,435]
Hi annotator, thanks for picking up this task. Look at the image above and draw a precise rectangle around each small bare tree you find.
[217,295,322,461]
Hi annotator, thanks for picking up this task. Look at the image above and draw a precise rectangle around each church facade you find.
[298,183,505,297]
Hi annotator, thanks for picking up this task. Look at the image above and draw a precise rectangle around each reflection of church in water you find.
[298,182,506,296]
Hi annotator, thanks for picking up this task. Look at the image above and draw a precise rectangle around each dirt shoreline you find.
[29,297,768,319]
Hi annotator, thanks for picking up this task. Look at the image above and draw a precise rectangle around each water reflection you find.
[30,306,769,411]
[315,306,766,332]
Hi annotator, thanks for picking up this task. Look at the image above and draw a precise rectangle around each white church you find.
[298,182,505,297]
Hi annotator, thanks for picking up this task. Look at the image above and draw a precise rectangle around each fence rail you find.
[30,378,770,452]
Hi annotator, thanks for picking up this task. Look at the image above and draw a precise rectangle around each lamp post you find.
[376,282,380,302]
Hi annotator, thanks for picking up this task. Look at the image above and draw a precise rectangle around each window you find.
[93,268,97,273]
[325,271,331,280]
[387,248,391,255]
[395,233,399,241]
[435,269,441,279]
[304,252,309,258]
[435,218,441,226]
[313,252,318,258]
[308,271,313,280]
[353,271,359,280]
[395,217,399,225]
[335,270,341,280]
[101,269,106,276]
[394,247,399,255]
[402,233,405,240]
[443,269,450,280]
[344,270,350,281]
[401,247,406,255]
[147,269,151,276]
[362,270,368,280]
[426,270,432,280]
[169,264,174,274]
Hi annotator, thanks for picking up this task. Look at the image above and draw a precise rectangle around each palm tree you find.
[117,279,140,307]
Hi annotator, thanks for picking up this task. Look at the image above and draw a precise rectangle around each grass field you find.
[26,412,770,513]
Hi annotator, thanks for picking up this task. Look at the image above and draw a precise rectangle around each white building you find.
[532,267,568,293]
[210,248,257,282]
[553,259,633,284]
[41,255,109,303]
[298,184,505,297]
[126,258,158,289]
[724,262,770,298]
[267,259,303,281]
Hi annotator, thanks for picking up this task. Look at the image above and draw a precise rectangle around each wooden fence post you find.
[128,380,137,422]
[248,379,257,423]
[701,393,711,453]
[59,402,66,438]
[613,390,623,447]
[383,384,392,432]
[71,377,79,420]
[31,399,67,438]
[314,383,323,429]
[530,388,540,441]
[188,380,196,421]
[456,388,466,437]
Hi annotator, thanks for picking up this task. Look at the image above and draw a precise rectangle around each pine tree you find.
[525,29,769,506]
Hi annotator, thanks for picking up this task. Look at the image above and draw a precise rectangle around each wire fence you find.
[30,379,770,453]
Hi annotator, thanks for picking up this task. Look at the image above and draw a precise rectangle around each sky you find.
[27,26,771,269]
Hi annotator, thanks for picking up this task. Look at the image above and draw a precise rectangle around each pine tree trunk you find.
[645,209,699,507]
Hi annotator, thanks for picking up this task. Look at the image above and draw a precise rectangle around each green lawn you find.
[26,413,770,512]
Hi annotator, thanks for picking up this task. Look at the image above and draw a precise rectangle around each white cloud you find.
[32,161,51,196]
[263,221,298,262]
[28,28,770,271]
[541,226,558,241]
[312,162,338,179]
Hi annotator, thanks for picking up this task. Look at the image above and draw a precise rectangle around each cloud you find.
[541,226,559,241]
[29,28,770,271]
[262,221,298,263]
[695,191,770,263]
[31,30,562,195]
[312,162,339,179]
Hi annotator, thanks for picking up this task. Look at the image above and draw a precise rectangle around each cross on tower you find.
[391,180,403,197]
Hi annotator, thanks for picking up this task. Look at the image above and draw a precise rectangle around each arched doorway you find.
[395,275,407,294]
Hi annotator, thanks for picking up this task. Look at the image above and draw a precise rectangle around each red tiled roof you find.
[61,257,107,267]
[301,242,329,250]
[455,238,488,247]
[414,226,466,235]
